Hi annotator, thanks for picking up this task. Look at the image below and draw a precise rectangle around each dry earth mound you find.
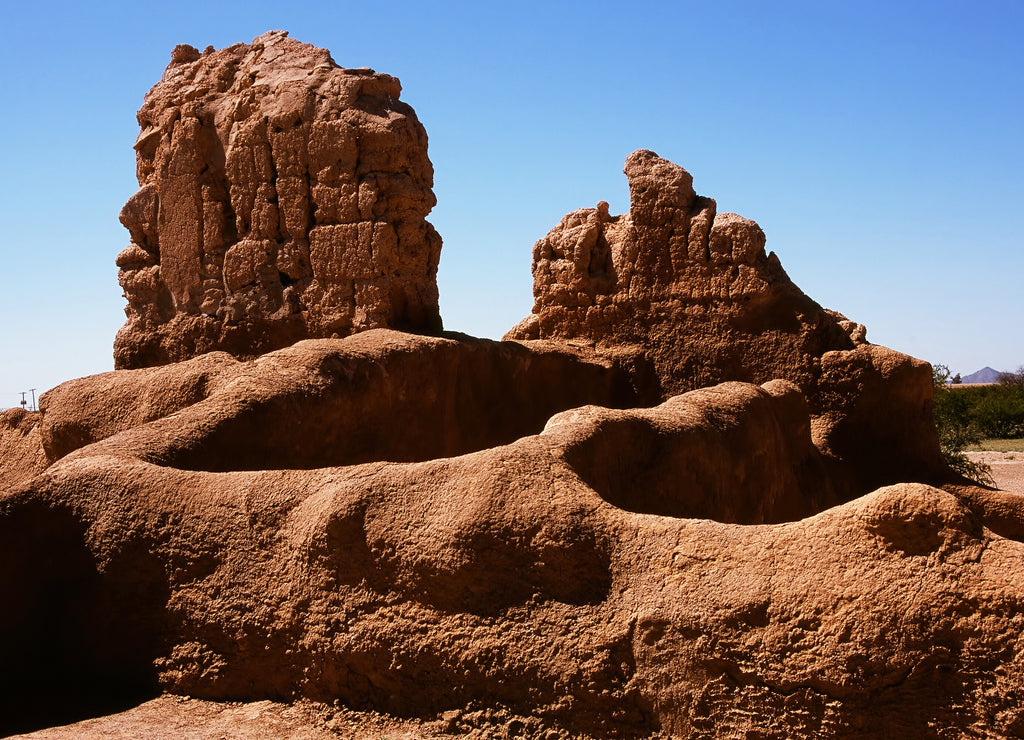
[507,149,855,395]
[114,31,442,370]
[3,334,1024,738]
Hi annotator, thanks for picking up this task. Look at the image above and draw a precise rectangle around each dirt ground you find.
[968,450,1024,494]
[9,696,437,740]
[7,695,575,740]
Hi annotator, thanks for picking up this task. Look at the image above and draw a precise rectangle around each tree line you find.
[932,365,1024,485]
[935,366,1024,439]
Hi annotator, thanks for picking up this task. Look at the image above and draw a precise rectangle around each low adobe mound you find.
[39,330,646,471]
[2,330,1024,738]
[114,31,442,370]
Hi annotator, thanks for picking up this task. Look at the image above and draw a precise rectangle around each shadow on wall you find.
[0,499,165,736]
[47,334,658,473]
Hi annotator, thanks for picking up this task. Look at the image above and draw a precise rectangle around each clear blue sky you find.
[2,0,1022,408]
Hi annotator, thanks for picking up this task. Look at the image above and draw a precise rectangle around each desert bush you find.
[932,365,1024,440]
[972,392,1024,438]
[998,366,1024,389]
[932,363,994,486]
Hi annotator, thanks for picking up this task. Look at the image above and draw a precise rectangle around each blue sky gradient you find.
[2,0,1021,406]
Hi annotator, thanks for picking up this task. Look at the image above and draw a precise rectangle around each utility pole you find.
[20,392,27,410]
[29,388,36,412]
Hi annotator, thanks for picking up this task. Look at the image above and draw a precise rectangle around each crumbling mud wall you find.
[114,31,442,369]
[507,150,947,492]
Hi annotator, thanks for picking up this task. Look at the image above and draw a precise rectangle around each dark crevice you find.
[0,502,165,736]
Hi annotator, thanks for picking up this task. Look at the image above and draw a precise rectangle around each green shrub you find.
[932,365,1024,440]
[932,363,994,486]
[972,392,1024,438]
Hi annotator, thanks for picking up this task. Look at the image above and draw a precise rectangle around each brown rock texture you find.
[0,409,47,494]
[3,331,1024,738]
[506,150,946,492]
[40,330,645,472]
[506,150,852,395]
[114,31,442,370]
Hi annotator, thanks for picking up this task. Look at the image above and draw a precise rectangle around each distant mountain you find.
[960,367,1003,384]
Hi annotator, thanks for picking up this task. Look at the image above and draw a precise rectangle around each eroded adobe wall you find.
[114,31,442,369]
[507,150,947,490]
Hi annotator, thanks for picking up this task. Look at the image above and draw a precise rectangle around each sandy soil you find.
[967,451,1024,494]
[8,695,569,740]
[9,696,434,740]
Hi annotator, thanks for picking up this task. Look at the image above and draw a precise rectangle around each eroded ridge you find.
[3,334,1024,738]
[43,331,646,471]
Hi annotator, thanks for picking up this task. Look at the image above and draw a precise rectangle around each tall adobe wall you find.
[114,31,442,369]
[507,150,946,491]
[508,149,859,396]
